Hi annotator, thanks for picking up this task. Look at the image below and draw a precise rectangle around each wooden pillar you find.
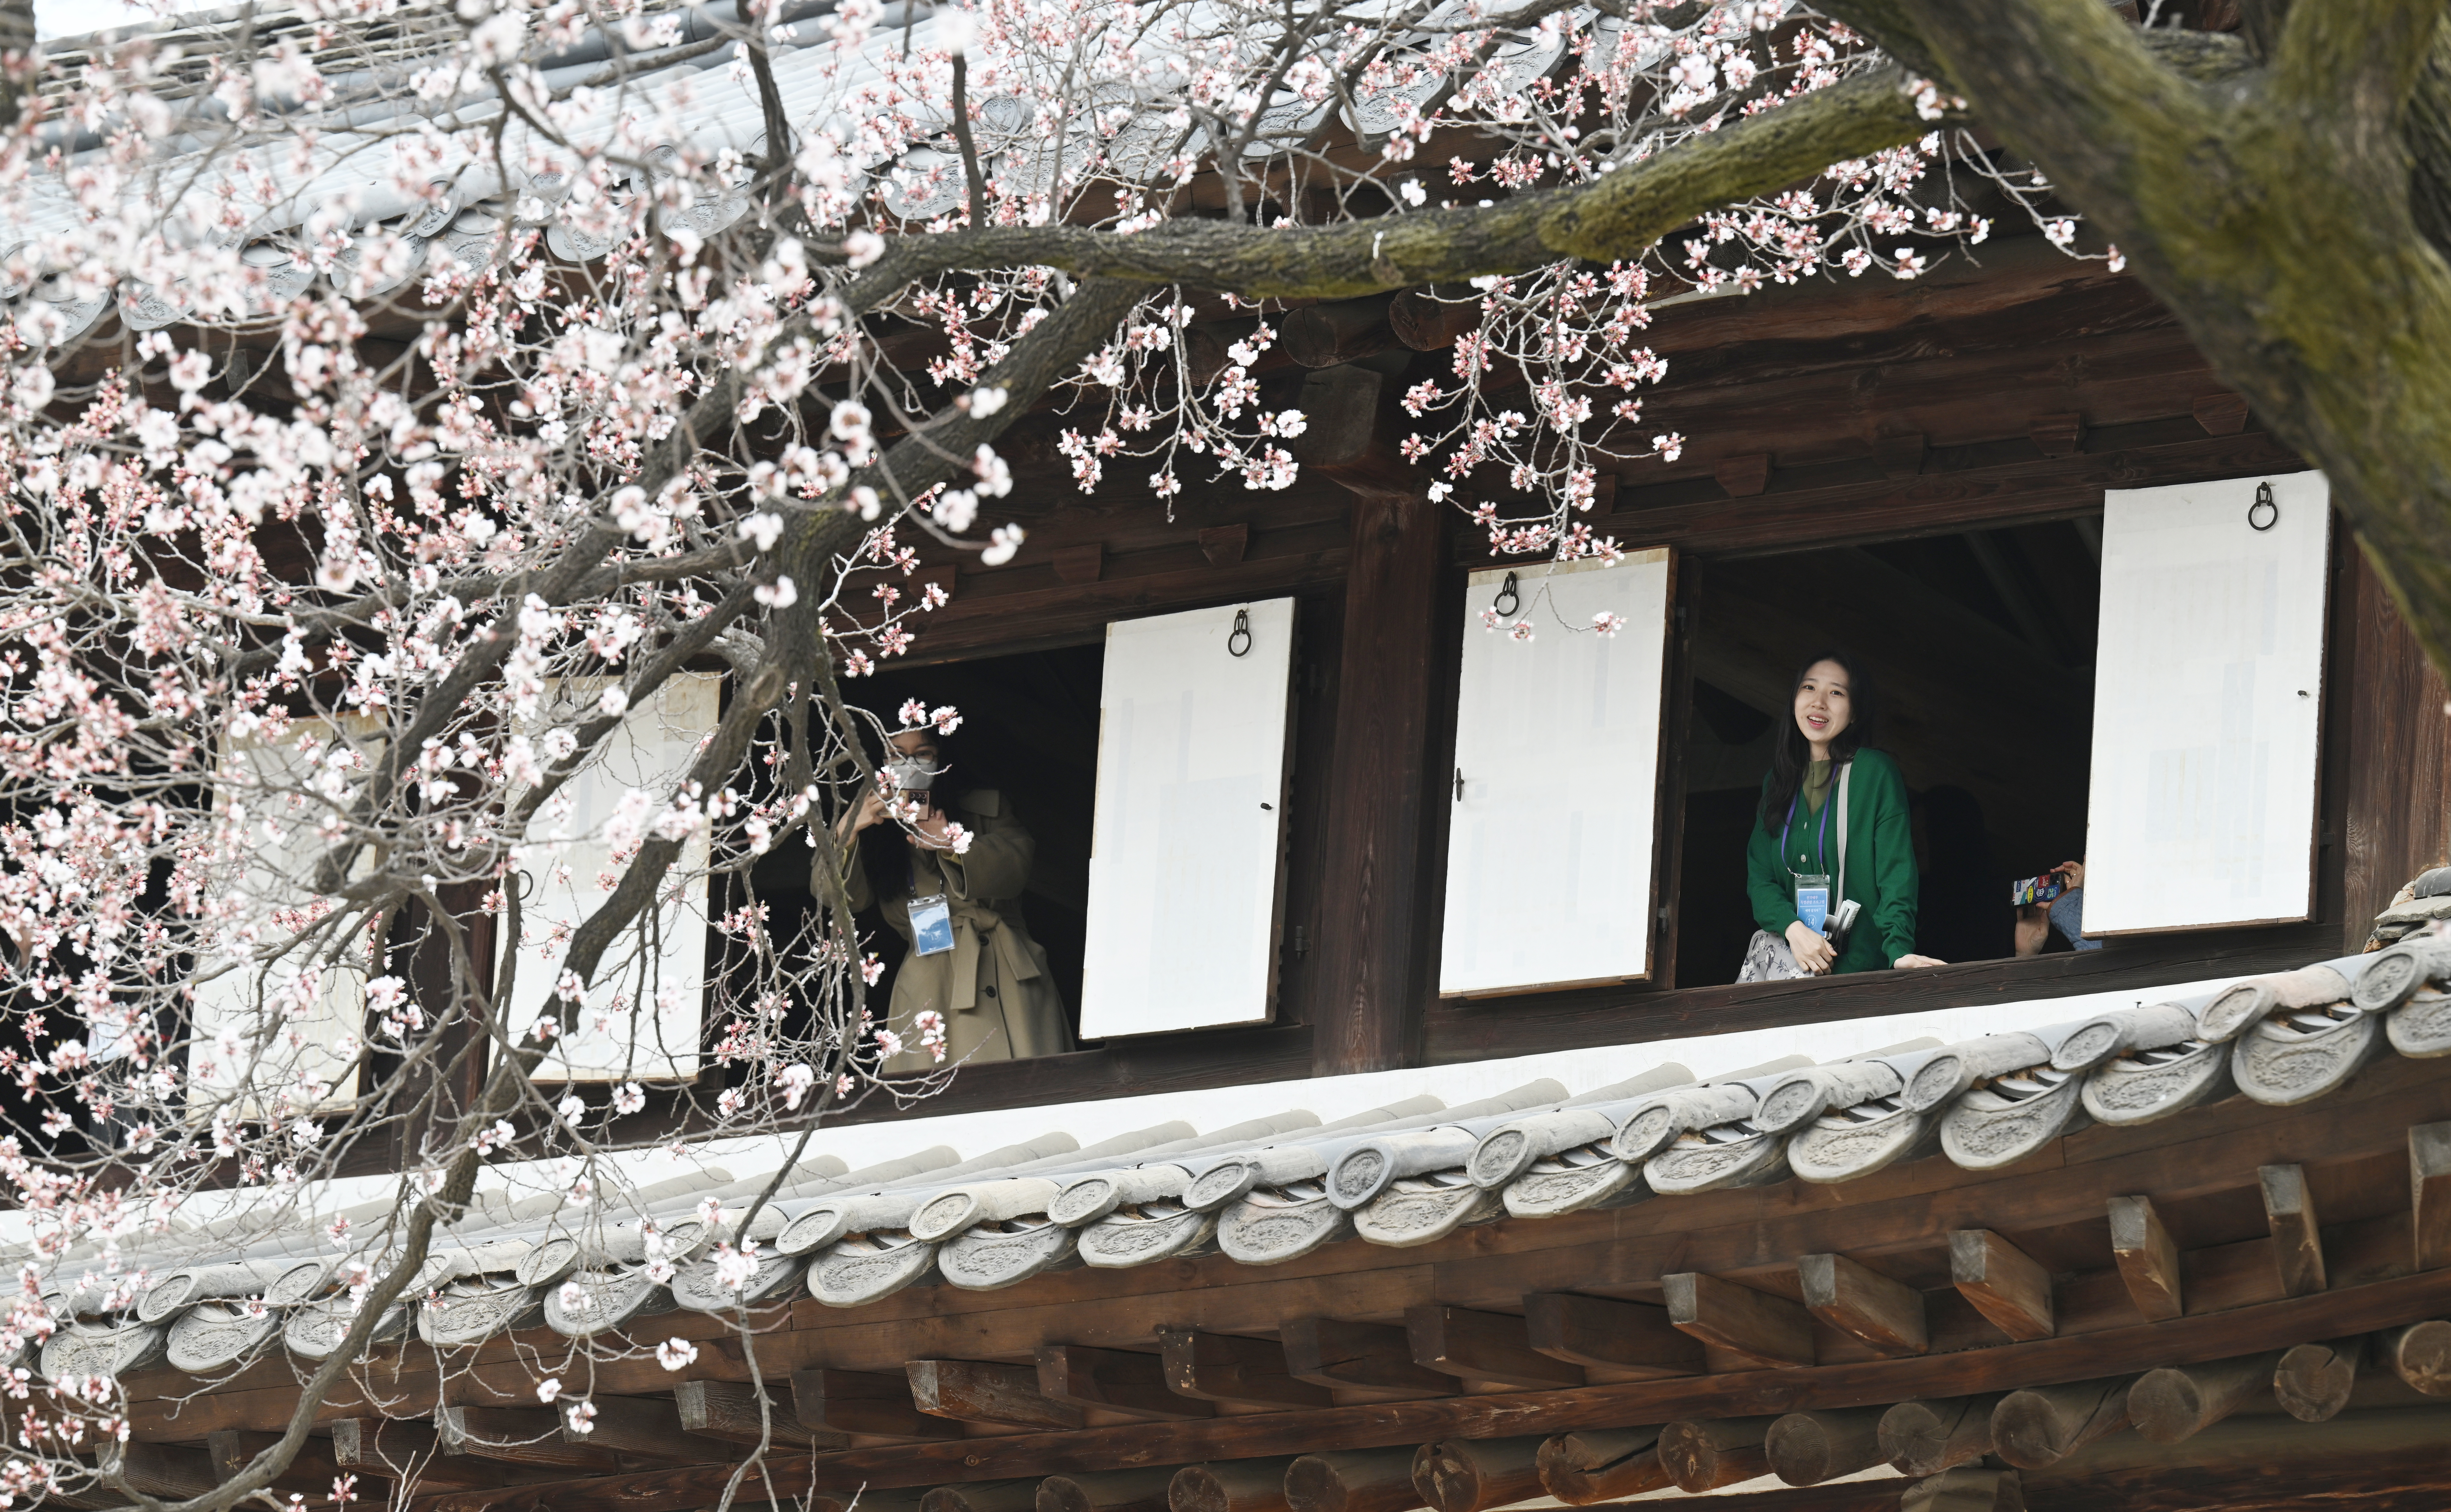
[2340,543,2451,950]
[1298,365,1444,1076]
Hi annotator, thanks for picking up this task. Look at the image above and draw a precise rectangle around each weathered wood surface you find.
[1404,1305,1583,1390]
[1663,1273,1816,1369]
[1655,1415,1778,1492]
[1763,1407,1888,1486]
[1877,1396,2001,1478]
[1951,1231,2056,1344]
[1169,1457,1298,1512]
[1282,1448,1422,1512]
[2108,1197,2184,1322]
[2262,1167,2329,1298]
[1407,1436,1540,1512]
[1161,1331,1334,1409]
[2273,1338,2362,1422]
[2126,1351,2281,1442]
[1798,1254,1928,1358]
[1532,1428,1667,1504]
[1521,1292,1703,1377]
[151,1055,2451,1454]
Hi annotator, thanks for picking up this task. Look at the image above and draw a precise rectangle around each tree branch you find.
[2271,0,2448,115]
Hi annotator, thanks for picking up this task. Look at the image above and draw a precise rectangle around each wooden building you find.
[64,215,2451,1512]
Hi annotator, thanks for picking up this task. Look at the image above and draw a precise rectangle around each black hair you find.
[1756,649,1878,836]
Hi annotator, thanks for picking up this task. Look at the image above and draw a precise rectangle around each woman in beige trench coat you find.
[832,728,1072,1075]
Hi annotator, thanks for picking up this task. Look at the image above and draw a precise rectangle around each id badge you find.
[1794,874,1832,937]
[908,893,956,957]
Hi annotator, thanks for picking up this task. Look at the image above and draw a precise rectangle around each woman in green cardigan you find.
[1745,652,1948,975]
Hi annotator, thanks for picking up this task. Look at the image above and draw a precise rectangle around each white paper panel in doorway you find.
[1079,599,1294,1037]
[511,673,721,1080]
[2083,471,2330,934]
[1441,549,1673,995]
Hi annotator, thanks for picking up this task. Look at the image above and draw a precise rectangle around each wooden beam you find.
[1038,1469,1175,1512]
[1871,432,1927,478]
[1532,1429,1667,1505]
[1160,1331,1333,1409]
[1051,544,1104,584]
[922,1483,1039,1512]
[2414,1122,2451,1271]
[1763,1408,1887,1487]
[1284,1448,1423,1512]
[1281,1318,1453,1396]
[559,1397,738,1465]
[793,1368,964,1440]
[104,1443,219,1500]
[333,1420,554,1492]
[1388,290,1479,353]
[1521,1292,1702,1378]
[2028,412,2085,457]
[1798,1254,1927,1357]
[908,1361,1086,1431]
[1900,1467,2022,1512]
[673,1380,832,1449]
[1950,1231,2055,1343]
[1304,474,1439,1076]
[1712,453,1772,497]
[1403,1306,1584,1390]
[2191,392,2250,435]
[395,1246,2451,1507]
[1038,1345,1214,1420]
[2275,1337,2363,1422]
[2108,1196,2184,1322]
[2126,1351,2282,1443]
[207,1430,352,1497]
[1662,1273,1815,1369]
[1408,1437,1541,1512]
[1170,1458,1298,1512]
[1282,296,1398,369]
[2386,1319,2451,1395]
[1876,1397,2000,1478]
[1987,1377,2132,1469]
[1655,1417,1777,1493]
[436,1407,623,1474]
[1197,525,1250,567]
[2264,1164,2329,1297]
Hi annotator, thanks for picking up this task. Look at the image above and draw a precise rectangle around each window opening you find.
[1672,520,2101,985]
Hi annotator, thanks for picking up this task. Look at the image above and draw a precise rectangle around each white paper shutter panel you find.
[2082,472,2331,935]
[512,672,721,1080]
[1440,549,1673,996]
[189,713,383,1118]
[1079,599,1295,1037]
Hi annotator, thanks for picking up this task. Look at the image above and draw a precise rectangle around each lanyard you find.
[1779,783,1832,878]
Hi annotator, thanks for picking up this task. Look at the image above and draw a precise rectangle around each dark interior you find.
[799,643,1106,1040]
[1673,518,2103,986]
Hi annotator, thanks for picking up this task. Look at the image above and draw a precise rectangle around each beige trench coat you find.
[839,788,1072,1075]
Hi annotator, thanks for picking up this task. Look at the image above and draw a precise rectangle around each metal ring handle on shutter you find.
[2248,480,2278,532]
[1227,608,1253,658]
[1491,570,1521,617]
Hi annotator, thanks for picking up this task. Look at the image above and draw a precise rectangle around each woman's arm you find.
[1745,807,1799,937]
[939,799,1035,901]
[1863,758,1922,966]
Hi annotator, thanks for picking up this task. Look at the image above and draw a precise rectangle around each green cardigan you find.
[1745,748,1920,973]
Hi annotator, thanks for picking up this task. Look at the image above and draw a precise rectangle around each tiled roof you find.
[38,936,2451,1380]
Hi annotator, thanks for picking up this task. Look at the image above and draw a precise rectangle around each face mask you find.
[885,755,939,793]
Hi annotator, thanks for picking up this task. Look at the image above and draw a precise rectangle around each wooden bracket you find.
[1764,1407,1889,1487]
[1199,524,1251,567]
[2191,392,2250,436]
[674,1380,832,1449]
[1038,1343,1215,1420]
[436,1406,623,1472]
[1878,1396,2001,1478]
[1712,453,1773,498]
[1871,432,1928,479]
[1798,1253,1928,1356]
[1286,367,1424,505]
[791,1368,962,1440]
[207,1430,351,1497]
[906,1359,1086,1430]
[1521,1291,1703,1377]
[2028,413,2086,457]
[565,1396,738,1464]
[1158,1328,1333,1408]
[2412,1121,2451,1270]
[1661,1272,1816,1369]
[2108,1195,2184,1321]
[2261,1163,2328,1297]
[1052,544,1105,584]
[1951,1230,2055,1342]
[1281,1316,1454,1395]
[1405,1304,1585,1389]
